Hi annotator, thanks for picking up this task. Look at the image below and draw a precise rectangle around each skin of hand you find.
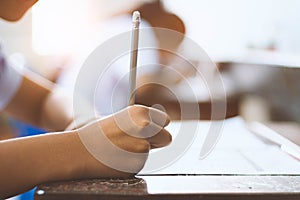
[0,105,172,199]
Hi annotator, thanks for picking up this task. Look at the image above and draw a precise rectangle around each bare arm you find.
[3,72,73,131]
[0,105,172,199]
[0,131,83,198]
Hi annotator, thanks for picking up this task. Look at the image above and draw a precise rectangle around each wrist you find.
[40,130,86,183]
[59,130,88,180]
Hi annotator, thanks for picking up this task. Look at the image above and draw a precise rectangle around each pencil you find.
[129,11,141,105]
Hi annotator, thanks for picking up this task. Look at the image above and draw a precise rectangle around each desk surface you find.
[35,175,300,200]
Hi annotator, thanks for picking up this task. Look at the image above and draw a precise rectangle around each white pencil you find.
[129,11,141,105]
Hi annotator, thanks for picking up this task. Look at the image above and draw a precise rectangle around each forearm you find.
[0,131,84,199]
[0,105,172,198]
[39,88,74,131]
[4,74,74,132]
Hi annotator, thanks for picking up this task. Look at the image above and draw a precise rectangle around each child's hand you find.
[74,105,171,178]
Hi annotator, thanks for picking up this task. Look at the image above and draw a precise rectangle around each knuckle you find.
[166,132,172,144]
[134,140,150,153]
[131,105,149,118]
[140,119,151,128]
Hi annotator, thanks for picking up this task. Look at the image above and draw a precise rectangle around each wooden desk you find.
[35,175,300,200]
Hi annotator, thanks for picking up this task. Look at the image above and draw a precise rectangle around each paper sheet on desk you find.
[139,117,300,175]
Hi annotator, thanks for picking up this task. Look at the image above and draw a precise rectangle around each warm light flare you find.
[32,0,90,55]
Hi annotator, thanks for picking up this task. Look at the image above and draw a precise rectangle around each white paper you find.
[139,117,300,175]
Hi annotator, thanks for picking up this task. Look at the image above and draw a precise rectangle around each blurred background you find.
[0,0,300,130]
[1,0,300,76]
[1,0,300,131]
